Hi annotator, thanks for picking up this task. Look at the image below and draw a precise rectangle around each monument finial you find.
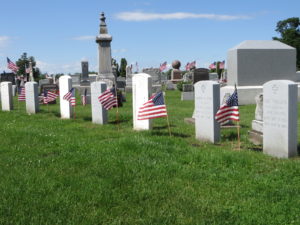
[99,12,108,34]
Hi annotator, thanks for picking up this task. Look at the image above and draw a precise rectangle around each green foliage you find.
[176,81,192,91]
[15,52,41,81]
[119,58,127,77]
[273,17,300,69]
[1,92,300,224]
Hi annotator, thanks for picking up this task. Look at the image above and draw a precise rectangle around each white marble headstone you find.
[1,82,13,111]
[195,81,220,143]
[59,75,73,119]
[132,73,152,130]
[263,80,298,158]
[25,82,39,114]
[91,81,108,124]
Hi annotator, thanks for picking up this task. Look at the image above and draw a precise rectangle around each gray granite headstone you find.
[81,61,90,86]
[195,81,220,143]
[193,68,209,84]
[91,81,108,124]
[25,82,39,114]
[1,82,13,111]
[12,85,17,96]
[143,68,161,84]
[263,80,298,158]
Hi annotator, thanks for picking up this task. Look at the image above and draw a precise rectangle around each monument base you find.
[222,84,300,105]
[248,130,263,145]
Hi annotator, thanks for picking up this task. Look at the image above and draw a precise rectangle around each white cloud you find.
[72,35,95,41]
[36,60,88,74]
[115,11,251,21]
[0,36,11,48]
[112,48,127,54]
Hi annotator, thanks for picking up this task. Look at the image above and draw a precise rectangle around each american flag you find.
[219,60,225,69]
[82,88,87,106]
[185,62,190,71]
[98,88,117,110]
[7,57,19,73]
[44,90,58,104]
[18,87,26,101]
[63,88,76,106]
[138,91,168,120]
[25,67,31,74]
[215,88,239,124]
[209,62,216,69]
[159,61,167,72]
[189,60,196,68]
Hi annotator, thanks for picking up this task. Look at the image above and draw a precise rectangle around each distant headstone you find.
[91,81,108,124]
[263,80,298,158]
[193,68,209,84]
[25,82,39,114]
[59,75,73,119]
[171,60,182,81]
[143,68,161,84]
[1,82,13,111]
[81,61,90,86]
[132,73,152,130]
[194,81,220,143]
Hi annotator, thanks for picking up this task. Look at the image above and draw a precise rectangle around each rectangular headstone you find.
[1,82,13,111]
[263,80,298,158]
[25,82,39,114]
[91,81,108,124]
[59,75,73,119]
[195,81,220,143]
[132,73,152,130]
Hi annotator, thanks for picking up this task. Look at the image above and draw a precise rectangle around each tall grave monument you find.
[80,61,90,86]
[95,12,115,87]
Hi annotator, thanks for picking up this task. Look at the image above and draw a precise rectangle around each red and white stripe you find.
[18,87,26,101]
[138,97,167,120]
[98,89,117,110]
[70,96,76,106]
[215,105,239,124]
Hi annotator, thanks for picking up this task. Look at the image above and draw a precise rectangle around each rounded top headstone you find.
[172,60,181,69]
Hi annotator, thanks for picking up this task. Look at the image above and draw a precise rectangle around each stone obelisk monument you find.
[95,12,115,87]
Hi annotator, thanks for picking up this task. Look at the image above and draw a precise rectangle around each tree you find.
[273,17,300,69]
[119,58,127,77]
[15,52,41,80]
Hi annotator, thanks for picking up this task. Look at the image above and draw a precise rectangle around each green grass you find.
[1,90,300,224]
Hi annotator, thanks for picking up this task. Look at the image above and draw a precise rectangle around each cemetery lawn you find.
[1,90,300,225]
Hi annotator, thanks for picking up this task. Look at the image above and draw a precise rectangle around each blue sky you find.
[0,0,299,74]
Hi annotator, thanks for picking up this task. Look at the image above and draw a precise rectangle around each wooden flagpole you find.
[113,84,120,131]
[237,121,241,150]
[163,92,172,137]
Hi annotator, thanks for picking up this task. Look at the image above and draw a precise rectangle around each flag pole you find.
[113,83,120,131]
[163,92,172,137]
[73,105,76,119]
[237,121,241,150]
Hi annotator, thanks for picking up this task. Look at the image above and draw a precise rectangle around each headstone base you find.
[181,92,194,101]
[248,130,263,145]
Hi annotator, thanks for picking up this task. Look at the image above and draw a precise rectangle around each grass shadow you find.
[222,132,238,141]
[108,119,129,124]
[153,124,176,130]
[83,116,92,121]
[151,130,190,138]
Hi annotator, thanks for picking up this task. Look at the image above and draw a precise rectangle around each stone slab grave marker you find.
[263,80,298,158]
[91,81,108,124]
[59,75,73,119]
[195,81,220,143]
[1,81,13,111]
[25,82,39,114]
[132,73,152,130]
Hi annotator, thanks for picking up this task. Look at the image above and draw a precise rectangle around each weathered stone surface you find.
[181,92,194,101]
[59,75,73,119]
[255,93,263,121]
[25,82,39,114]
[132,73,152,130]
[195,81,220,143]
[263,80,298,158]
[91,81,108,124]
[193,68,209,84]
[96,12,115,84]
[227,40,297,86]
[143,68,161,84]
[0,82,13,111]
